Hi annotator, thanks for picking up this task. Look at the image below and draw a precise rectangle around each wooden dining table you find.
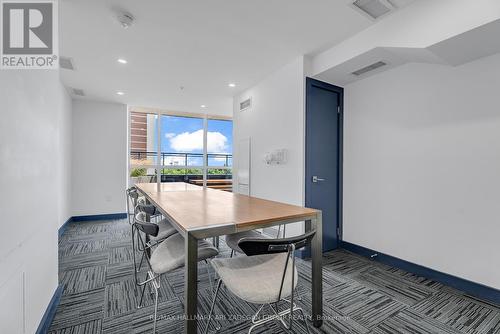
[135,182,323,333]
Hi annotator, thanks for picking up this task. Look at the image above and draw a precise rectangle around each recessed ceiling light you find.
[117,91,125,95]
[228,83,236,88]
[200,105,206,108]
[117,58,127,64]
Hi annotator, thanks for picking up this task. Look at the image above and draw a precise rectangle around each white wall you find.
[233,57,307,236]
[0,71,71,333]
[344,53,500,289]
[58,89,73,227]
[71,100,127,217]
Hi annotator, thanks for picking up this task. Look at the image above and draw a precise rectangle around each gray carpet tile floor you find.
[49,219,500,334]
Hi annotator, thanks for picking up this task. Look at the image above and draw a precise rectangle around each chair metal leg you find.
[205,260,214,293]
[251,304,266,324]
[230,249,234,258]
[137,271,149,308]
[212,236,220,249]
[296,285,302,301]
[153,285,159,334]
[138,284,147,308]
[137,252,145,273]
[205,280,222,334]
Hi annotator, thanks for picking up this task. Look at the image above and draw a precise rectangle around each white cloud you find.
[169,129,228,153]
[165,132,176,139]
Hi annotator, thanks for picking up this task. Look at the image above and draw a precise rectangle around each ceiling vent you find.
[59,56,75,70]
[352,0,395,19]
[72,88,85,96]
[352,61,387,76]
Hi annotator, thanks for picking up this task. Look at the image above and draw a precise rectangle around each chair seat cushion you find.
[225,230,269,254]
[211,253,297,304]
[150,218,177,242]
[150,233,219,274]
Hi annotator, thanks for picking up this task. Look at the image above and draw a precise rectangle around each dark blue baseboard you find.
[341,241,500,306]
[59,213,127,238]
[72,213,127,222]
[35,284,64,334]
[58,217,72,238]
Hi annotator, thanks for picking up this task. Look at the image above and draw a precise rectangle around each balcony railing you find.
[130,151,232,167]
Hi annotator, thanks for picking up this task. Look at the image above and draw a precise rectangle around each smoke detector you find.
[116,11,134,29]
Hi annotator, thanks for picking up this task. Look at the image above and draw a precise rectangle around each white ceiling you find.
[60,0,378,116]
[314,18,500,86]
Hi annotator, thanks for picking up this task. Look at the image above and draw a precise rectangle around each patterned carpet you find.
[49,219,500,334]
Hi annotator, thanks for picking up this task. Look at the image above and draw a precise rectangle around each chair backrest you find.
[133,212,159,237]
[238,230,316,256]
[126,187,139,207]
[126,187,139,225]
[136,203,158,216]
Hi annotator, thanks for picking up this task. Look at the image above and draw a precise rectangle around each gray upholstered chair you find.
[205,231,314,333]
[131,204,178,278]
[132,213,219,333]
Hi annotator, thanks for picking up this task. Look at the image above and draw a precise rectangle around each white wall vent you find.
[72,88,85,96]
[352,0,395,19]
[352,61,387,76]
[239,97,252,112]
[59,56,75,70]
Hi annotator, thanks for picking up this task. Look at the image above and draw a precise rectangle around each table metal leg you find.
[145,213,151,258]
[185,232,198,334]
[307,212,323,328]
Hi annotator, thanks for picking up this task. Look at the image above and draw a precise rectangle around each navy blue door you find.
[305,78,342,252]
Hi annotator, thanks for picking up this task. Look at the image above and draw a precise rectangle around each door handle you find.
[312,176,325,183]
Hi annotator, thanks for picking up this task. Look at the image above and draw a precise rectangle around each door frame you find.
[305,77,344,249]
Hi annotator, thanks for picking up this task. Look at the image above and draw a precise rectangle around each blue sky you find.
[152,116,232,166]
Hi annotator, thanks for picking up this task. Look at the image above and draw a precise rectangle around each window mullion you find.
[156,112,161,190]
[203,115,208,188]
[203,116,208,188]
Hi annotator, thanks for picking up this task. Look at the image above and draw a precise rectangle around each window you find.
[207,119,233,168]
[206,119,232,191]
[160,115,204,184]
[129,110,232,191]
